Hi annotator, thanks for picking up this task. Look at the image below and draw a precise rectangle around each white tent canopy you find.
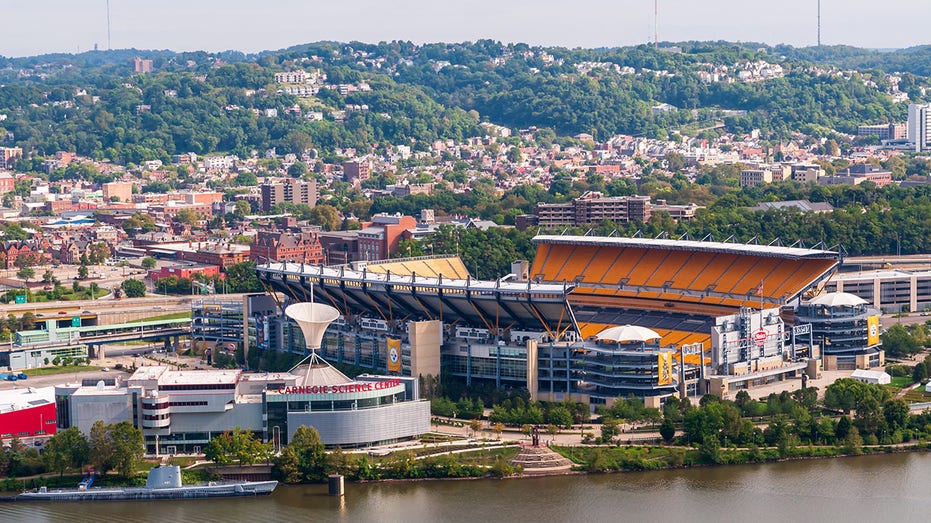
[594,325,661,343]
[807,292,868,308]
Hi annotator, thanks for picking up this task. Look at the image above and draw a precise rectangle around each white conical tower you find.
[284,302,351,387]
[285,302,341,351]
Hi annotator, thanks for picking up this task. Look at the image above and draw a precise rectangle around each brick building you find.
[343,160,371,184]
[149,264,222,282]
[0,147,22,170]
[519,192,652,231]
[358,213,417,261]
[250,229,325,264]
[102,182,134,202]
[260,179,318,212]
[0,173,14,194]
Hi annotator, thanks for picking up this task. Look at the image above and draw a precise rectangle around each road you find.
[3,293,254,316]
[883,312,931,328]
[0,344,207,393]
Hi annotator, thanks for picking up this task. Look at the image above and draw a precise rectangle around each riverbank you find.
[6,452,929,523]
[548,440,931,475]
[5,440,930,492]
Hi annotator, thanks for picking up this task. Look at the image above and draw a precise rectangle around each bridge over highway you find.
[13,318,193,358]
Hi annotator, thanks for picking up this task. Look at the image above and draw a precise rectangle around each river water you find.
[2,452,929,522]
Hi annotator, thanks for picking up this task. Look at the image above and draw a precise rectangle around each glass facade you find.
[795,299,881,364]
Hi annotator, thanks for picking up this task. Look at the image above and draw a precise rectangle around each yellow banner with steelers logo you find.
[867,315,880,346]
[387,338,402,373]
[657,352,674,385]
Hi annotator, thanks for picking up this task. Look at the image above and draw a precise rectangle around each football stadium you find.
[256,234,847,407]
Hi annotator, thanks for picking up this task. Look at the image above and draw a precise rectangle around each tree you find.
[273,446,302,483]
[233,200,251,218]
[843,426,864,456]
[43,427,89,477]
[824,378,890,413]
[883,399,910,432]
[285,131,314,155]
[16,267,35,283]
[121,278,146,298]
[287,162,308,178]
[600,417,620,444]
[286,425,328,482]
[87,242,111,265]
[469,419,483,438]
[205,427,270,466]
[233,172,258,186]
[699,435,722,464]
[547,405,574,429]
[141,257,157,269]
[109,421,145,477]
[14,253,37,269]
[224,261,261,293]
[307,204,340,231]
[914,362,928,384]
[231,428,270,465]
[20,312,37,330]
[507,146,523,163]
[204,432,235,466]
[122,212,156,234]
[175,209,199,226]
[88,420,114,473]
[42,269,55,284]
[660,417,676,444]
[883,324,921,358]
[77,264,89,280]
[835,416,852,440]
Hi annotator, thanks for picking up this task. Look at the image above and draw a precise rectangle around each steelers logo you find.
[389,346,400,364]
[869,324,878,338]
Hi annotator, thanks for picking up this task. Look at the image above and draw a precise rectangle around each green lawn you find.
[3,287,108,304]
[891,376,916,388]
[24,364,102,376]
[453,446,520,465]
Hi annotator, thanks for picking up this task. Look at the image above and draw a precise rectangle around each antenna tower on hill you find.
[654,0,659,50]
[817,0,822,46]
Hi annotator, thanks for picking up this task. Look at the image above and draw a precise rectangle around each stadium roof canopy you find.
[530,234,839,313]
[532,235,837,260]
[257,260,577,337]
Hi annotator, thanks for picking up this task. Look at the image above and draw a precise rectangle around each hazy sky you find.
[2,0,929,57]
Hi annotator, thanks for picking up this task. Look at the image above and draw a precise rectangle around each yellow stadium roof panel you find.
[361,256,471,279]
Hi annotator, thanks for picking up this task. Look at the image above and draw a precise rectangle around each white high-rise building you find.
[908,103,931,152]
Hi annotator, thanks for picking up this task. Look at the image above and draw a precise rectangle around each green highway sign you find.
[14,294,26,304]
